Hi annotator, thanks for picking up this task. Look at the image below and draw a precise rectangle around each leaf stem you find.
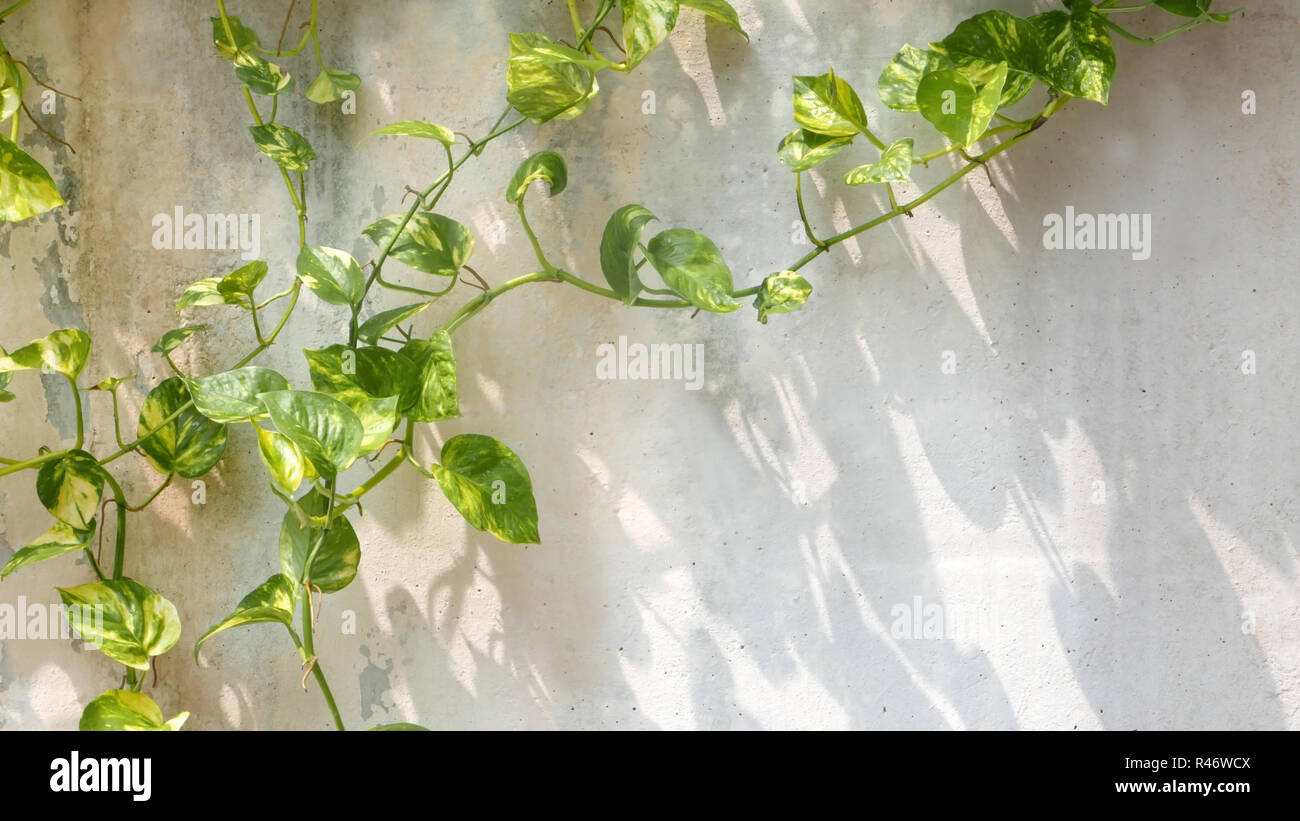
[99,470,129,580]
[796,172,826,249]
[67,375,83,450]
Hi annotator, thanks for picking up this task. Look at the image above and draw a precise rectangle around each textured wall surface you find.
[1,0,1296,730]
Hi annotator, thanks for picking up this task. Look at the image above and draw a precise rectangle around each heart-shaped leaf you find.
[356,302,431,346]
[0,328,91,379]
[506,32,600,123]
[305,69,360,103]
[0,134,63,222]
[644,228,741,314]
[1030,7,1116,105]
[359,120,455,148]
[1,520,95,579]
[279,489,360,591]
[195,573,297,661]
[137,377,227,478]
[753,271,813,324]
[363,213,474,278]
[186,366,290,423]
[917,63,1007,148]
[249,123,315,171]
[400,332,459,422]
[432,434,540,544]
[58,579,182,670]
[297,245,365,307]
[506,151,568,205]
[845,138,914,186]
[777,129,853,173]
[258,390,363,477]
[622,0,680,69]
[878,44,952,112]
[79,689,188,731]
[37,450,104,530]
[211,15,260,60]
[680,0,748,39]
[255,425,308,496]
[234,51,294,96]
[600,205,658,305]
[793,70,871,137]
[152,324,206,356]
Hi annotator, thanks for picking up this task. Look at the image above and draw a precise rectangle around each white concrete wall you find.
[1,0,1296,730]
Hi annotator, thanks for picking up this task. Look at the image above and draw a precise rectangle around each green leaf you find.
[506,151,568,205]
[506,32,600,123]
[185,366,290,424]
[753,271,813,324]
[1030,7,1115,104]
[0,345,9,403]
[80,689,188,731]
[249,123,315,172]
[216,260,269,302]
[234,51,294,96]
[137,377,228,478]
[362,213,474,278]
[152,324,206,356]
[303,345,407,454]
[297,245,365,307]
[917,63,1007,148]
[368,723,431,731]
[845,138,914,186]
[1,520,94,579]
[793,70,871,138]
[356,302,431,345]
[600,205,658,306]
[622,0,680,69]
[679,0,748,39]
[211,15,260,60]
[92,374,131,392]
[359,120,455,148]
[400,332,459,422]
[255,425,308,496]
[1,54,23,123]
[58,579,182,671]
[36,450,104,530]
[507,37,615,72]
[194,573,297,661]
[0,328,91,379]
[932,10,1043,108]
[432,434,540,544]
[178,276,241,310]
[279,489,360,592]
[0,134,64,222]
[777,128,853,173]
[304,344,417,413]
[878,44,952,113]
[258,390,363,477]
[306,69,360,104]
[644,228,740,314]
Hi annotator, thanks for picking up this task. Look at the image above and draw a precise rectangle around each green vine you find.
[0,0,1236,730]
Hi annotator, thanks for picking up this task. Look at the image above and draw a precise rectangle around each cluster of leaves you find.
[0,0,1234,731]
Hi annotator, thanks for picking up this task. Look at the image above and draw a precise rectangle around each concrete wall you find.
[1,0,1296,730]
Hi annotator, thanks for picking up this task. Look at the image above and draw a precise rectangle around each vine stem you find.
[99,471,129,580]
[0,0,31,21]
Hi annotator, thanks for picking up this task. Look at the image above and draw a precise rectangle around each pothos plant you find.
[0,0,1234,730]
